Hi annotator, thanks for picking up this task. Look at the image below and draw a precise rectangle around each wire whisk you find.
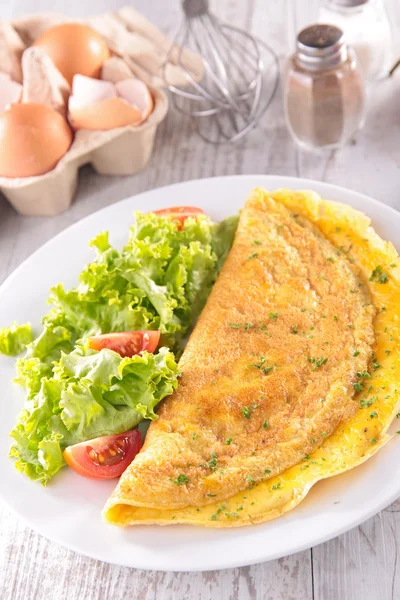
[163,0,279,144]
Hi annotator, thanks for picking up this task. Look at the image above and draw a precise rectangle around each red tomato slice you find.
[88,330,160,358]
[63,430,142,480]
[152,206,204,229]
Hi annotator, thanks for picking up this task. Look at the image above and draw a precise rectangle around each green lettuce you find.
[0,322,32,356]
[211,215,240,272]
[9,347,179,484]
[14,211,238,382]
[6,210,238,483]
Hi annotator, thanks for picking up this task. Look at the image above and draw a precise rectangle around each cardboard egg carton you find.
[0,7,203,216]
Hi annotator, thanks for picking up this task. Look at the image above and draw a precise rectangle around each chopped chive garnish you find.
[172,474,190,485]
[210,505,227,521]
[207,453,218,471]
[242,406,251,419]
[308,356,328,370]
[371,358,381,371]
[356,370,371,379]
[369,265,388,284]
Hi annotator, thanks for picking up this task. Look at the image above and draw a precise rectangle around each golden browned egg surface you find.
[104,189,400,527]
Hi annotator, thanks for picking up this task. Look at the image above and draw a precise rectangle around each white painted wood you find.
[0,1,399,598]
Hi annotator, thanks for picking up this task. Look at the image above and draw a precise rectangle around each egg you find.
[0,103,73,178]
[32,23,110,86]
[68,75,154,131]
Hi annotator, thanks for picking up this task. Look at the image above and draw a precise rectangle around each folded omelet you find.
[103,189,400,527]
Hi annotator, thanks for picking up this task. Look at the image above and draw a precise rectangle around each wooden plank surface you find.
[0,1,399,599]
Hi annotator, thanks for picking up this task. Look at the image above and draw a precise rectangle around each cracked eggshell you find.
[115,79,154,123]
[71,74,116,108]
[69,97,143,131]
[68,75,153,130]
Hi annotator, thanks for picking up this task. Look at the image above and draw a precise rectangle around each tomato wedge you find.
[63,430,142,480]
[88,330,160,358]
[152,206,204,229]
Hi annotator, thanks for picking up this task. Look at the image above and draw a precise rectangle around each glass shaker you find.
[284,24,366,152]
[319,0,392,81]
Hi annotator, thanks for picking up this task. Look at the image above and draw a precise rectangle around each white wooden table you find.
[1,1,400,598]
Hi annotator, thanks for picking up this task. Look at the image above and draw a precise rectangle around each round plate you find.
[1,175,399,572]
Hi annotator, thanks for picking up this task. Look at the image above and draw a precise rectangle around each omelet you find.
[103,189,400,527]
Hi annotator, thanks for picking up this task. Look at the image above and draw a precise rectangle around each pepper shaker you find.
[319,0,392,81]
[284,24,366,152]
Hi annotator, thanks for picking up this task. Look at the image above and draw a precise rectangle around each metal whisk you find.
[163,0,279,144]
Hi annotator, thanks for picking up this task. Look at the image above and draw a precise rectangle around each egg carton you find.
[0,7,203,216]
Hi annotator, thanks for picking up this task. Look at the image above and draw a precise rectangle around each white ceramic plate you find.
[1,175,399,572]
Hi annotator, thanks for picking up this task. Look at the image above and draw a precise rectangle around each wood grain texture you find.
[0,1,399,599]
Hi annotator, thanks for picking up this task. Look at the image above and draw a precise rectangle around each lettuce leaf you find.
[0,322,32,356]
[211,215,240,271]
[9,347,179,484]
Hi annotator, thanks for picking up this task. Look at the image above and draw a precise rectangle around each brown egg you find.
[33,23,110,85]
[0,103,73,178]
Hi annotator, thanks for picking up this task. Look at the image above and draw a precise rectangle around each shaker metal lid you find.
[325,0,368,7]
[296,24,347,70]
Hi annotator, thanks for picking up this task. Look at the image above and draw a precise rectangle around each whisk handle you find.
[182,0,209,18]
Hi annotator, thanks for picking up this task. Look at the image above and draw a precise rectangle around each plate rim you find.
[1,174,399,572]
